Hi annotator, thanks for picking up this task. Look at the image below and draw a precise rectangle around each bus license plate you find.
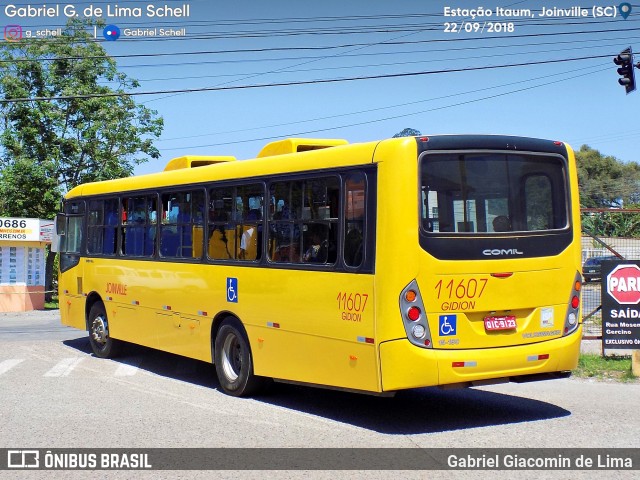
[484,315,517,331]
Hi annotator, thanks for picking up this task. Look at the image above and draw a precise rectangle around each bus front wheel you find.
[88,302,122,359]
[214,319,267,397]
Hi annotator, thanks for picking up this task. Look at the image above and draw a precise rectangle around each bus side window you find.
[161,192,189,258]
[344,173,366,268]
[87,199,104,255]
[236,184,264,261]
[268,182,299,263]
[123,196,149,257]
[104,199,119,255]
[159,190,204,259]
[208,187,236,260]
[189,190,205,259]
[87,199,118,255]
[269,178,338,265]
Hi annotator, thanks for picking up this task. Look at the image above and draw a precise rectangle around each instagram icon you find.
[4,24,23,41]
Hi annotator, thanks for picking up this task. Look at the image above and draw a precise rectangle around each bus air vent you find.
[163,156,236,171]
[257,138,348,158]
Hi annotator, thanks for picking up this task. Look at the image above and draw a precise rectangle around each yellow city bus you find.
[55,135,583,396]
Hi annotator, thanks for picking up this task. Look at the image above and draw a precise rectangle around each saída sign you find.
[601,260,640,349]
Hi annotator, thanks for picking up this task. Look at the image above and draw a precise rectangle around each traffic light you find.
[613,47,636,94]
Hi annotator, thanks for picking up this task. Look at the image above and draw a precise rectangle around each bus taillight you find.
[399,280,433,348]
[407,306,421,321]
[405,290,417,302]
[563,273,582,336]
[571,295,579,309]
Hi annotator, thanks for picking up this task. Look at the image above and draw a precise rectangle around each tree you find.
[393,128,421,138]
[0,19,164,299]
[582,207,640,238]
[575,145,640,208]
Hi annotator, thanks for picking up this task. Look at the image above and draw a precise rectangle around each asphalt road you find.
[0,310,639,479]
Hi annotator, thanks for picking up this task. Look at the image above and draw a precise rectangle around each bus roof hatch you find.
[257,138,348,158]
[163,156,236,171]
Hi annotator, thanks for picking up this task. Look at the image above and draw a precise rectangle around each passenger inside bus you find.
[303,226,328,263]
[492,215,511,232]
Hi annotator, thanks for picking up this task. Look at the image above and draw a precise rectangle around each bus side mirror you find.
[56,213,66,236]
[52,213,66,253]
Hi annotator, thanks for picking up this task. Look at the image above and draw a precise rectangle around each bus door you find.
[56,200,86,330]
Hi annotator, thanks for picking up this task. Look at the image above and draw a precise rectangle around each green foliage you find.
[582,206,640,238]
[574,353,637,383]
[575,145,640,209]
[392,127,421,138]
[0,158,59,217]
[0,18,163,219]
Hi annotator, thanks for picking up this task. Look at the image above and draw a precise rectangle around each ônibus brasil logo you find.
[606,264,640,305]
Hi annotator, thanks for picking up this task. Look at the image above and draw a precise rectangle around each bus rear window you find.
[420,152,568,234]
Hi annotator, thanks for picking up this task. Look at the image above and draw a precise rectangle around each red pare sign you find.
[607,264,640,305]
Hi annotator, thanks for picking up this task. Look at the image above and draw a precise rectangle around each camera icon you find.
[4,24,23,42]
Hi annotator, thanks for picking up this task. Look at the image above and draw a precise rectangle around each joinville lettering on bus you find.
[105,283,127,296]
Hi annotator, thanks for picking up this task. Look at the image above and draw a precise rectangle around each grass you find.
[574,353,638,382]
[44,296,59,310]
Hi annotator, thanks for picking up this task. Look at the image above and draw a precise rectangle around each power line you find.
[155,64,608,143]
[158,65,611,152]
[10,11,446,29]
[0,54,614,105]
[3,22,639,65]
[6,29,634,72]
[141,26,429,104]
[100,37,637,85]
[6,20,639,47]
[95,34,638,83]
[147,3,543,112]
[16,13,635,32]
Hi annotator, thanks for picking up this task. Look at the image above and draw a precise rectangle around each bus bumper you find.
[379,326,582,391]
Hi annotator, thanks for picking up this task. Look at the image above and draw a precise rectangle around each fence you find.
[580,208,640,339]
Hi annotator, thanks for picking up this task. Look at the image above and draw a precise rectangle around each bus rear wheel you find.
[88,302,122,359]
[214,318,268,397]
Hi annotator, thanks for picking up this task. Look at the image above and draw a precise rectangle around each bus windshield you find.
[421,152,569,234]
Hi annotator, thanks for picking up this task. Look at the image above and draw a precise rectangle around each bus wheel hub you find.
[91,316,108,345]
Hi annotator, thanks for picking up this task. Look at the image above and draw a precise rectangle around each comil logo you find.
[4,24,23,41]
[482,248,523,256]
[7,450,39,468]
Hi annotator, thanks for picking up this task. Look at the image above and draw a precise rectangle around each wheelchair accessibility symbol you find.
[439,315,456,336]
[227,277,238,303]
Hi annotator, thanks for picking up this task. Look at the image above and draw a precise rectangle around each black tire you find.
[88,302,122,359]
[214,318,268,397]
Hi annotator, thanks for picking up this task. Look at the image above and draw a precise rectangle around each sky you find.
[1,0,639,176]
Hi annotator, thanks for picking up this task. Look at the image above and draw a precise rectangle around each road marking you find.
[44,357,84,377]
[0,359,24,376]
[114,358,142,377]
